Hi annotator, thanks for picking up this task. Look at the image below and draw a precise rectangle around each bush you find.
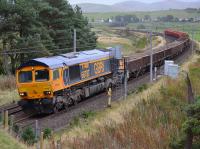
[43,128,52,139]
[21,127,35,145]
[136,84,148,93]
[81,111,96,119]
[137,24,146,29]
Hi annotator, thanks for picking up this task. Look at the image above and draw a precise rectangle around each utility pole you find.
[191,30,194,55]
[146,32,149,47]
[164,31,166,59]
[124,57,128,99]
[73,29,76,53]
[150,31,153,82]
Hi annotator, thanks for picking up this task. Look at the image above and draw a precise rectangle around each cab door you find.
[52,68,63,91]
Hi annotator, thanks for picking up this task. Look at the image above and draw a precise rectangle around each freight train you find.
[16,29,190,114]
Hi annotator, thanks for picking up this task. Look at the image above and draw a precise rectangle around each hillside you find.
[76,0,200,13]
[56,53,200,148]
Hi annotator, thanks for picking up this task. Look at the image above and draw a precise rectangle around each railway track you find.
[0,30,192,134]
[0,103,22,115]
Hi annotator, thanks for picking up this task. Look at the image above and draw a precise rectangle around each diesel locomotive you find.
[17,48,125,113]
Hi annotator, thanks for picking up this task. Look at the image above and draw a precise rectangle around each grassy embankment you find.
[53,53,200,148]
[0,77,24,149]
[0,75,18,105]
[0,130,26,149]
[95,26,162,55]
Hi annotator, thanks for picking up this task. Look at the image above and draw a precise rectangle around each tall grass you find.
[0,75,16,91]
[58,56,200,149]
[65,80,187,149]
[0,75,18,105]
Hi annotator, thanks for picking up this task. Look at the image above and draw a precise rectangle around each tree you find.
[144,15,151,21]
[0,0,53,74]
[165,15,174,22]
[0,0,97,74]
[40,1,96,53]
[73,5,96,51]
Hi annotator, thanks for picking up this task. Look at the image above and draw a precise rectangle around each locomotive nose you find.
[18,83,52,99]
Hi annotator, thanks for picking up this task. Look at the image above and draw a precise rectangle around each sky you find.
[68,0,199,5]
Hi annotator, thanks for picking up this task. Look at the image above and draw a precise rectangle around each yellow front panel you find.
[17,66,53,100]
[18,82,53,99]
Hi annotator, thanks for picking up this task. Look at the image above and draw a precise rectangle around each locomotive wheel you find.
[53,102,63,113]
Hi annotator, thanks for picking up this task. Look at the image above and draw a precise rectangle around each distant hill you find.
[74,3,114,13]
[75,0,200,13]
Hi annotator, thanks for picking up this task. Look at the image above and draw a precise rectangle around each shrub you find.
[136,84,148,93]
[81,111,96,119]
[21,127,35,145]
[137,24,146,29]
[43,128,52,139]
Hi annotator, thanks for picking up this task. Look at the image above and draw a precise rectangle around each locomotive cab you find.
[17,66,53,100]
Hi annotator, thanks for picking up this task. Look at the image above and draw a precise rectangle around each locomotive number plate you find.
[94,61,104,75]
[81,70,90,79]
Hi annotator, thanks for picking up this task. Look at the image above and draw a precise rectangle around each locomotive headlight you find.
[44,91,51,95]
[19,92,27,97]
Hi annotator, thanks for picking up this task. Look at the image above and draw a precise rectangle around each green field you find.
[93,25,160,55]
[127,22,200,41]
[84,9,200,20]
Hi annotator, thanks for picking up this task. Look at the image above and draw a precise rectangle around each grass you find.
[127,22,200,41]
[0,75,16,91]
[0,75,18,105]
[63,78,187,149]
[95,26,161,55]
[52,53,200,148]
[0,130,26,149]
[84,10,200,20]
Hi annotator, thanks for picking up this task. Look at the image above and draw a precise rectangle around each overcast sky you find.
[68,0,199,5]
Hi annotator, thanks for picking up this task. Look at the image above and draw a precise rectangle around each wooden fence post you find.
[57,140,61,149]
[184,73,195,149]
[51,132,56,149]
[35,120,38,141]
[9,115,14,134]
[40,131,44,149]
[4,110,8,130]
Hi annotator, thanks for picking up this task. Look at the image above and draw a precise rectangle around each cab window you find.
[19,71,32,83]
[35,69,49,82]
[63,69,69,85]
[53,69,60,80]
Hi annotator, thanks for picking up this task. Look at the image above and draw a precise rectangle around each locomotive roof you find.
[18,49,110,69]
